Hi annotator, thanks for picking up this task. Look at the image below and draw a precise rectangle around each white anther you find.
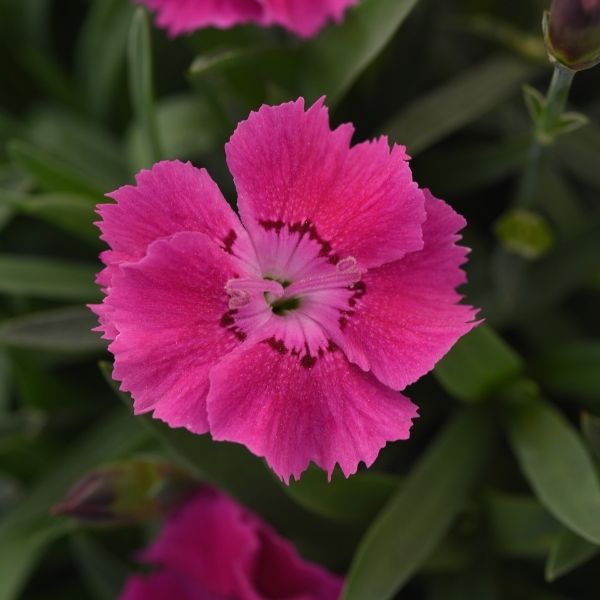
[337,256,358,273]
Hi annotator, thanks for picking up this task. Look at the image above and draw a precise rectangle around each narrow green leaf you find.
[299,0,420,104]
[582,412,600,461]
[0,307,104,353]
[0,350,11,410]
[505,396,600,545]
[533,342,600,403]
[546,527,599,581]
[0,254,99,301]
[77,0,134,120]
[0,519,71,600]
[189,46,258,79]
[382,56,536,155]
[128,8,163,165]
[435,325,523,402]
[287,467,399,523]
[0,191,99,244]
[415,135,530,196]
[7,140,102,197]
[487,492,558,558]
[71,533,130,600]
[0,204,13,230]
[127,94,220,171]
[27,108,128,191]
[342,409,492,600]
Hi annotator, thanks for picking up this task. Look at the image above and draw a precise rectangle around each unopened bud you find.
[545,0,600,71]
[52,459,197,525]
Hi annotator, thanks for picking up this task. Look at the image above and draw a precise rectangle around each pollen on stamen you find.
[228,290,250,309]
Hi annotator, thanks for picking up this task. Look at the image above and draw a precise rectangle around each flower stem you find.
[494,63,576,317]
[515,63,575,208]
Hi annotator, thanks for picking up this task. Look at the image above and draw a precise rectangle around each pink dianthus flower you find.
[136,0,359,38]
[92,98,477,482]
[119,487,343,600]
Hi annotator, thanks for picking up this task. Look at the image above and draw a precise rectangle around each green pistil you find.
[271,297,300,315]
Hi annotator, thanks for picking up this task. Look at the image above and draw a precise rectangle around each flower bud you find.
[545,0,600,71]
[52,459,197,525]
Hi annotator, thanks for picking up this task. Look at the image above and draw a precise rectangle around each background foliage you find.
[1,0,599,598]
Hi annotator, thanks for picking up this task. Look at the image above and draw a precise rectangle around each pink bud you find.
[546,0,600,70]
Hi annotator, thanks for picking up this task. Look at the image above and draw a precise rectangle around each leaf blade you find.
[342,409,492,600]
[505,396,600,545]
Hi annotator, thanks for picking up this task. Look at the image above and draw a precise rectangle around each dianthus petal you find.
[341,191,479,390]
[252,520,344,599]
[226,98,426,270]
[262,0,359,38]
[141,489,258,597]
[138,0,263,37]
[104,232,242,434]
[97,160,251,289]
[140,488,343,599]
[207,343,418,482]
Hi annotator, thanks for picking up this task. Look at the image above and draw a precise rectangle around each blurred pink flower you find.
[119,487,343,600]
[137,0,359,38]
[91,98,477,482]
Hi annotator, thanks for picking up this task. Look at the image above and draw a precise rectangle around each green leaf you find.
[0,203,13,231]
[342,408,493,600]
[533,342,600,402]
[76,0,134,121]
[460,15,547,62]
[505,396,600,545]
[487,492,558,558]
[128,7,163,165]
[0,254,99,301]
[582,412,600,462]
[545,527,599,581]
[523,84,546,122]
[0,191,99,244]
[434,325,523,402]
[7,140,103,197]
[0,519,71,600]
[189,46,259,79]
[0,307,104,353]
[553,112,589,137]
[415,134,530,196]
[382,56,536,155]
[299,0,421,104]
[26,108,128,191]
[71,533,129,600]
[127,94,220,170]
[0,350,11,411]
[286,467,399,523]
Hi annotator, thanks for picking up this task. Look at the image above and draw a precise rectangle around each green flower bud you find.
[52,459,197,525]
[545,0,600,71]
